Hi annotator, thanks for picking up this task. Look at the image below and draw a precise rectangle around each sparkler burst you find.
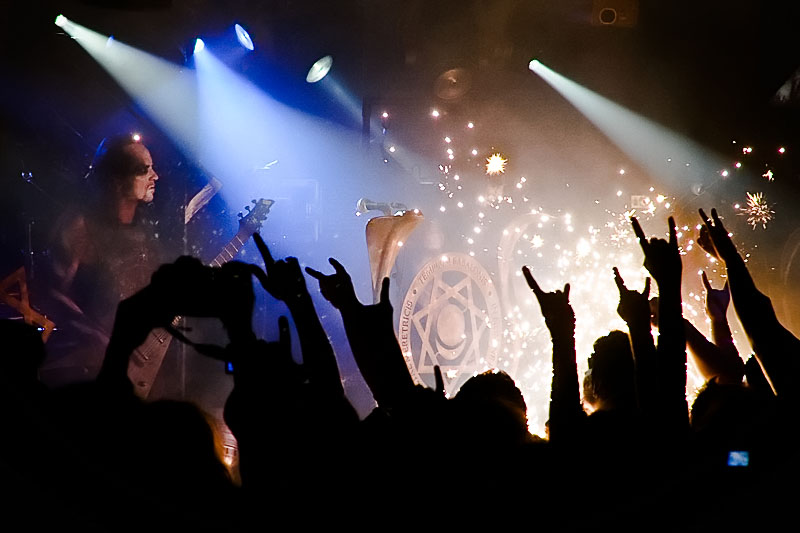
[485,153,507,175]
[399,108,756,435]
[740,192,774,229]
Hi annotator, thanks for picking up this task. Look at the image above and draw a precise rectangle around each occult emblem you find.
[398,253,501,394]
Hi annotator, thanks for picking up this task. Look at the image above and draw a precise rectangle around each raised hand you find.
[305,258,360,311]
[251,236,347,396]
[699,208,739,263]
[523,267,581,442]
[696,224,719,260]
[251,232,309,304]
[701,271,730,321]
[630,216,681,288]
[335,275,415,408]
[522,266,574,333]
[631,218,687,426]
[613,267,651,325]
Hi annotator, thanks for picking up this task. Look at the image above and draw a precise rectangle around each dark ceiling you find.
[2,0,798,144]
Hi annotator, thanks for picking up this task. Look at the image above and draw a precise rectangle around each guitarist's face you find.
[123,143,159,203]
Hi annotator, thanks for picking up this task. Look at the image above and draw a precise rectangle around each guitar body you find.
[125,199,273,398]
[127,326,173,397]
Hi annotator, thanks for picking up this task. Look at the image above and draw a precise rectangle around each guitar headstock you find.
[237,198,274,235]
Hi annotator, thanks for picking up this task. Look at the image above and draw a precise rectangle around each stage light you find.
[306,55,333,83]
[234,24,254,51]
[132,133,141,142]
[54,14,67,27]
[528,59,541,71]
[194,38,205,54]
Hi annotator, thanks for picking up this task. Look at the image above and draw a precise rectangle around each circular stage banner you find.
[398,252,502,395]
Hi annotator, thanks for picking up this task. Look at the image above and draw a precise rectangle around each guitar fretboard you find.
[209,234,247,267]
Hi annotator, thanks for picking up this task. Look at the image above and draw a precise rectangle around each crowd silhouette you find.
[3,209,799,530]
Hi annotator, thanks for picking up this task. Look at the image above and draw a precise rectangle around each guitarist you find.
[45,134,168,384]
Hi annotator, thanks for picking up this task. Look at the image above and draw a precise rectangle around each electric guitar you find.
[127,198,273,398]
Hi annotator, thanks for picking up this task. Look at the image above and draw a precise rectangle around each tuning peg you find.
[245,205,251,212]
[252,199,257,204]
[238,212,243,219]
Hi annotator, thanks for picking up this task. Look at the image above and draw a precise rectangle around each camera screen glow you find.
[727,450,749,467]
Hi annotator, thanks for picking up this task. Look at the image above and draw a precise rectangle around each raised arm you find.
[251,233,343,397]
[631,216,687,431]
[306,260,415,410]
[522,266,582,443]
[700,272,737,354]
[686,271,743,384]
[699,208,800,396]
[613,268,657,414]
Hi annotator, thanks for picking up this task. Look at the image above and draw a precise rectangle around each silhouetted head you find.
[0,320,46,384]
[141,400,232,493]
[691,378,759,434]
[453,370,530,445]
[584,330,635,412]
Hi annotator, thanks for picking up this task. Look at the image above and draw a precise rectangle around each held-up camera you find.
[149,257,254,319]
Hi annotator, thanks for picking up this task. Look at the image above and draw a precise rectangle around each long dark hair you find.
[84,134,143,220]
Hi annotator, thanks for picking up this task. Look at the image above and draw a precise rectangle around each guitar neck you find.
[209,231,249,267]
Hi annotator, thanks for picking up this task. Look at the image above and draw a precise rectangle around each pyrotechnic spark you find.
[740,192,774,229]
[486,153,507,175]
[410,106,752,434]
[762,169,774,181]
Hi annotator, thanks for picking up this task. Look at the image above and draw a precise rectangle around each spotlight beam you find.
[55,16,200,155]
[529,59,727,184]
